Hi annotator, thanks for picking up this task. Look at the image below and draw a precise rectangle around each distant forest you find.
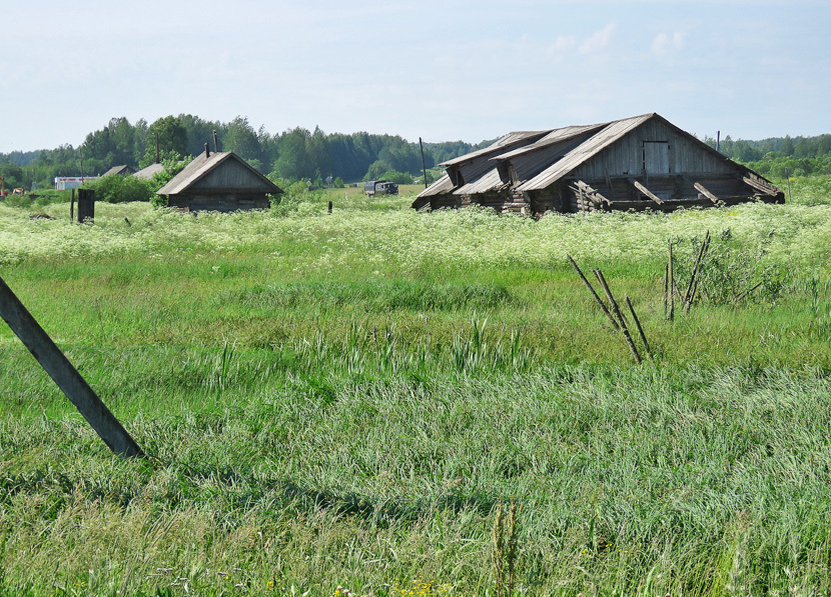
[1,114,829,191]
[0,115,492,191]
[702,133,831,179]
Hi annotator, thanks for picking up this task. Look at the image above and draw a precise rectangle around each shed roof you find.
[439,130,551,167]
[157,151,282,196]
[134,163,165,180]
[101,165,134,177]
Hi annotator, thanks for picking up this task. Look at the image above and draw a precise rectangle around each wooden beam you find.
[629,179,664,205]
[0,275,144,458]
[693,182,720,204]
[572,180,612,207]
[742,175,778,196]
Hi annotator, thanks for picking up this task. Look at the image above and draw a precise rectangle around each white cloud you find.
[651,32,686,55]
[579,23,616,54]
[546,35,577,63]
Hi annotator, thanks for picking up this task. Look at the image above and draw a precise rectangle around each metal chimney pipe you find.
[204,143,210,158]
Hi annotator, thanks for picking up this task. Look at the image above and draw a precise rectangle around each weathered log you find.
[630,179,664,205]
[693,182,720,204]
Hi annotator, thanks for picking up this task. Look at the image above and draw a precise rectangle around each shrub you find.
[85,174,153,203]
[378,169,414,185]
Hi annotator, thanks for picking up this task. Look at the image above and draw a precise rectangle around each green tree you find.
[178,114,222,156]
[0,162,24,189]
[365,159,393,181]
[780,135,794,156]
[142,116,188,166]
[273,128,311,180]
[223,116,262,161]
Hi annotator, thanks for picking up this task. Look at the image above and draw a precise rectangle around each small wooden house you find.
[157,149,282,212]
[413,113,784,214]
[101,165,135,177]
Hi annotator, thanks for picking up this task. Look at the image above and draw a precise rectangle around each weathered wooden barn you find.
[413,113,784,214]
[157,149,282,212]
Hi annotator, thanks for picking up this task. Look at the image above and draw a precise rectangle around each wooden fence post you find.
[0,275,144,458]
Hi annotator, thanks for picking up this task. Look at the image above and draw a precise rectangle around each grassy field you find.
[2,179,831,596]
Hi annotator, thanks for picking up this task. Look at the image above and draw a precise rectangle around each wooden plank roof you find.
[418,130,551,199]
[439,130,551,167]
[494,123,607,161]
[101,165,134,177]
[134,163,165,180]
[455,168,509,196]
[418,112,715,200]
[157,151,281,196]
[515,114,652,192]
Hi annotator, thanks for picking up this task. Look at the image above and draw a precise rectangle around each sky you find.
[1,0,829,153]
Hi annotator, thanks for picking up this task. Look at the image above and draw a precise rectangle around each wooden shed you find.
[101,165,135,177]
[157,149,282,212]
[413,113,784,215]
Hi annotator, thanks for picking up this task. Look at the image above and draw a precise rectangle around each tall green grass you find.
[4,365,831,595]
[2,185,831,595]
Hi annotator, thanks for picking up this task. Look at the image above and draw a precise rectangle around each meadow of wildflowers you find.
[2,185,831,595]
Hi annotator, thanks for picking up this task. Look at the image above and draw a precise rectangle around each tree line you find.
[703,133,831,179]
[0,115,490,192]
[3,115,830,193]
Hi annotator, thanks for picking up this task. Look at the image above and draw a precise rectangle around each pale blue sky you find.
[1,0,828,153]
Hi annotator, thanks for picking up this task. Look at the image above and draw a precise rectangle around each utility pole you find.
[419,137,429,189]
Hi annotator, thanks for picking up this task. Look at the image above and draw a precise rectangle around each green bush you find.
[378,169,414,185]
[85,174,153,203]
[2,193,32,208]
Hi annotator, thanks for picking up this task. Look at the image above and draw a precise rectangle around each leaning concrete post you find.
[0,275,144,458]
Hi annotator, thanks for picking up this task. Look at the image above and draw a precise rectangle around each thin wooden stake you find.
[684,230,710,313]
[668,241,675,321]
[594,269,641,364]
[626,295,652,360]
[0,275,144,458]
[663,262,669,319]
[566,254,619,330]
[734,280,764,304]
